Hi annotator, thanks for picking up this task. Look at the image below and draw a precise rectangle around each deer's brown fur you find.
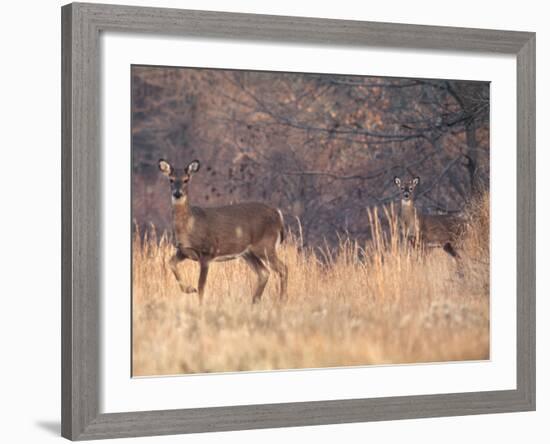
[394,176,466,259]
[160,159,287,303]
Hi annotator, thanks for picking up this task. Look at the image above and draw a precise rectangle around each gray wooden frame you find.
[61,2,536,440]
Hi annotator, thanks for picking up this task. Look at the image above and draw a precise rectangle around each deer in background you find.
[393,176,466,260]
[158,159,287,304]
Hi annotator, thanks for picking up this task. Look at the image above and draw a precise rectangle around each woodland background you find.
[131,66,489,245]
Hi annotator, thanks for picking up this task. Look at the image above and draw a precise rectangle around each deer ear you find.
[186,160,200,175]
[158,159,172,176]
[412,177,420,186]
[394,176,401,186]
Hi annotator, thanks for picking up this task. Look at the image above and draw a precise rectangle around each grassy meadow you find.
[132,195,490,377]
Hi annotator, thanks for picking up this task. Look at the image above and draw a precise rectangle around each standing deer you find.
[158,158,287,303]
[393,176,466,259]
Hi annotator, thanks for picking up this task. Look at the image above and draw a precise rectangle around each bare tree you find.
[131,67,489,247]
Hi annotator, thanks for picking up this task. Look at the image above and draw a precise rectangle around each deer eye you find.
[401,187,405,191]
[408,187,413,192]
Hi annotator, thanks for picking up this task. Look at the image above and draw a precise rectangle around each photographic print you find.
[131,65,490,377]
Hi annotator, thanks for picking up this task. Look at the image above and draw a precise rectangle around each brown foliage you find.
[132,66,489,247]
[132,194,490,376]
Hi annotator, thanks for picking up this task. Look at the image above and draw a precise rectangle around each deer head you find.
[158,159,200,203]
[394,176,420,203]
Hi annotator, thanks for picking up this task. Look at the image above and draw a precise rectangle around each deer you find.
[393,176,466,260]
[158,158,287,304]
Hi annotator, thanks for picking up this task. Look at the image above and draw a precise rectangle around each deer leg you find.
[443,242,465,278]
[197,260,210,304]
[443,242,459,258]
[243,252,270,304]
[266,252,288,301]
[169,252,197,294]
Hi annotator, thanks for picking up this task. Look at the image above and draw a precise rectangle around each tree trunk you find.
[465,120,478,195]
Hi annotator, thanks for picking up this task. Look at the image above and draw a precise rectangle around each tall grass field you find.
[132,195,490,376]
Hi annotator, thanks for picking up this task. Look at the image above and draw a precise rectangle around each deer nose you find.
[173,190,183,199]
[403,191,410,199]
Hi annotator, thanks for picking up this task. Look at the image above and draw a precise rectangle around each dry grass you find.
[132,195,490,376]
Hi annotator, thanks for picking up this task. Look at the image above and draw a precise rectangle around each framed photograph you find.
[61,2,535,440]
